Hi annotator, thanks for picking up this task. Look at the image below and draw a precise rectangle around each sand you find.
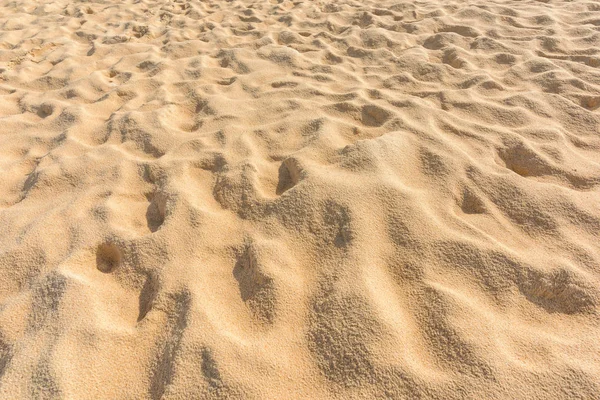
[0,0,600,398]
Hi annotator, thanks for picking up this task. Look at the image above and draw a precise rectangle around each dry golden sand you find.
[1,0,600,398]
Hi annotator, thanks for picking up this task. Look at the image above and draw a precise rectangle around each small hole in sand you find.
[146,192,167,232]
[37,104,54,118]
[276,158,302,195]
[581,96,599,111]
[96,243,122,273]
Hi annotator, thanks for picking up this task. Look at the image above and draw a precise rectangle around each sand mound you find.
[1,0,600,398]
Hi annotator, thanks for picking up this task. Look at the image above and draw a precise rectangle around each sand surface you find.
[1,0,600,398]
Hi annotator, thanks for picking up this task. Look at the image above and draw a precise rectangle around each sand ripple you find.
[1,0,600,398]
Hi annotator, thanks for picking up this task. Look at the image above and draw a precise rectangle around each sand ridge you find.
[1,0,600,398]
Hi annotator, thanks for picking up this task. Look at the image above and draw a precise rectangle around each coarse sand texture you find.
[1,0,600,398]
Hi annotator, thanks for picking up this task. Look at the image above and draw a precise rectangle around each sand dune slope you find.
[1,0,600,398]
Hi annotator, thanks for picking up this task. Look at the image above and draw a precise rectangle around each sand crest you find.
[1,0,600,398]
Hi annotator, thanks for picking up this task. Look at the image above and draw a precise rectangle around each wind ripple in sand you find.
[1,0,600,398]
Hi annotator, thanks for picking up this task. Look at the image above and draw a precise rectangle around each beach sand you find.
[1,0,600,398]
